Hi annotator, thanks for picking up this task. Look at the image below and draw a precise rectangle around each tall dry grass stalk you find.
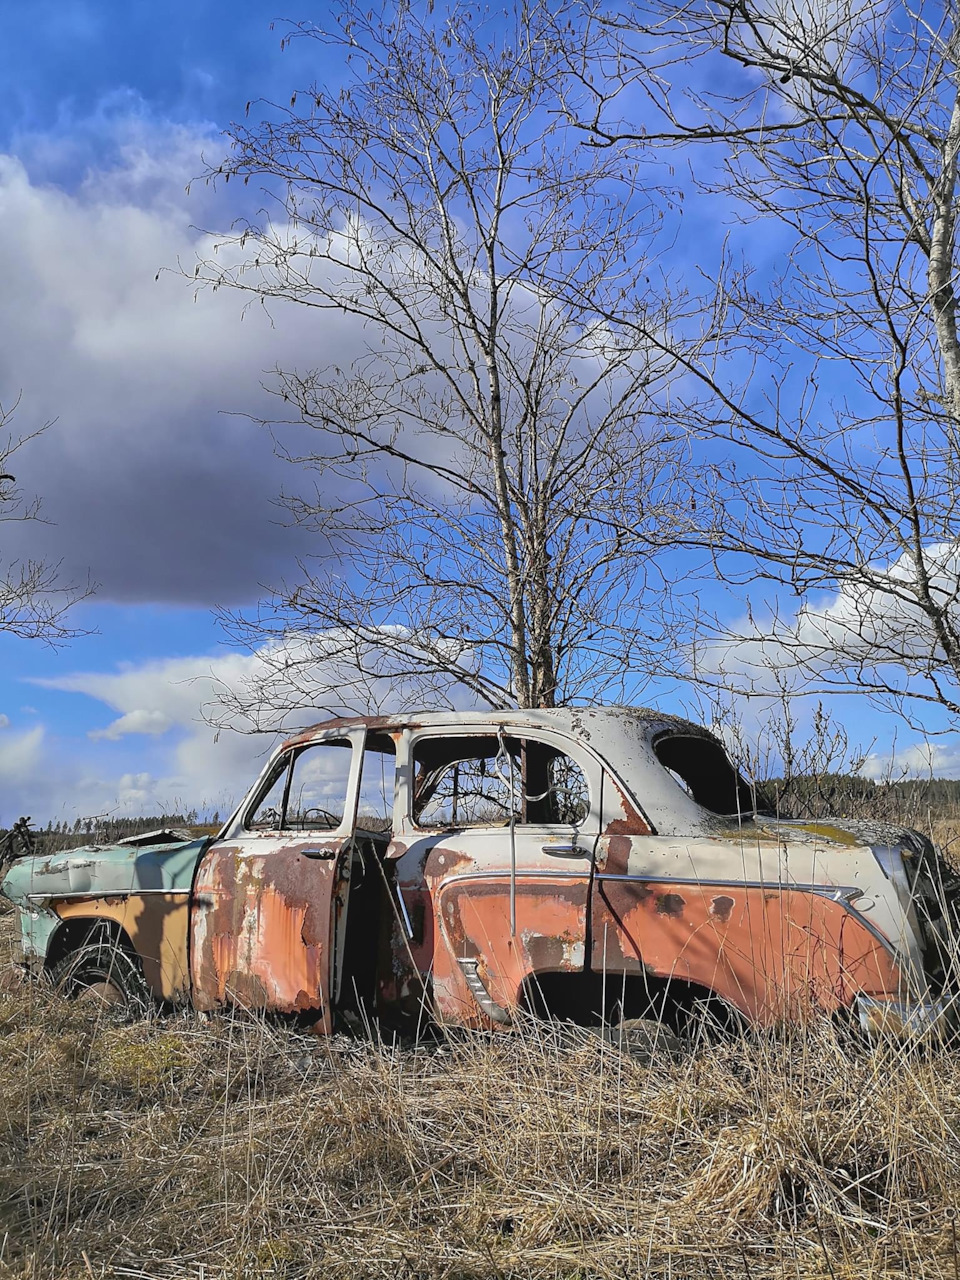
[3,903,960,1280]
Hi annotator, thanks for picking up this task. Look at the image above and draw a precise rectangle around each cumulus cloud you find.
[859,740,960,782]
[0,116,373,606]
[695,543,960,699]
[0,630,480,825]
[88,708,173,740]
[694,542,960,777]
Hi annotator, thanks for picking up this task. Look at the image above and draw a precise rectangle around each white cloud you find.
[88,709,173,741]
[22,647,286,821]
[115,772,163,812]
[1,630,480,826]
[696,543,960,698]
[693,542,960,777]
[0,714,9,729]
[0,725,45,790]
[859,740,960,783]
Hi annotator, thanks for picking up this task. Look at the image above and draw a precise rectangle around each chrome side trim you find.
[26,888,192,903]
[458,957,512,1024]
[394,883,414,939]
[431,867,588,894]
[598,874,847,891]
[437,868,587,885]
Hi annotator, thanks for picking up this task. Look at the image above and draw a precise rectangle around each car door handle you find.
[301,848,336,859]
[541,843,583,857]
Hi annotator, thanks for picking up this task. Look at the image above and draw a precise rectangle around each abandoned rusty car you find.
[2,707,958,1040]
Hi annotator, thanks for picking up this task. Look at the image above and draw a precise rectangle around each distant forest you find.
[757,775,960,824]
[0,813,222,860]
[5,774,960,857]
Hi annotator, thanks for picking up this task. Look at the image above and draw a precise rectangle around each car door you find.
[190,729,364,1028]
[405,728,598,1025]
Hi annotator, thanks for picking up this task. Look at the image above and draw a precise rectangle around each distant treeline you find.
[0,812,222,859]
[758,774,960,824]
[5,776,960,852]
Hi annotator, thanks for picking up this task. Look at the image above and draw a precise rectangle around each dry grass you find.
[3,907,960,1279]
[929,821,960,870]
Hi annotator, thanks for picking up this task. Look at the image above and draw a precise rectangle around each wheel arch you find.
[47,893,190,1002]
[45,915,137,975]
[518,968,743,1036]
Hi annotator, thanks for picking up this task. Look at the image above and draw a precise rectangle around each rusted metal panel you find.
[433,875,590,1027]
[0,835,207,998]
[592,877,902,1023]
[190,839,341,1025]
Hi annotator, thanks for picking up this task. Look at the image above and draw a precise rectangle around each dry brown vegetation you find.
[4,902,960,1280]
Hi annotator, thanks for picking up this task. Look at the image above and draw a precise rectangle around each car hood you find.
[0,834,210,907]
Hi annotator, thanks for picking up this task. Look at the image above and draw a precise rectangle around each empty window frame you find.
[412,735,589,829]
[246,740,354,832]
[652,733,755,817]
[355,736,397,834]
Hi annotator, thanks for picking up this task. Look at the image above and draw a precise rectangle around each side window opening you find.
[248,757,291,831]
[246,740,354,832]
[652,733,755,817]
[412,735,589,829]
[356,735,396,835]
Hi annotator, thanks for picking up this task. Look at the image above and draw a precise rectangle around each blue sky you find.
[0,0,954,826]
[0,2,317,143]
[0,0,336,824]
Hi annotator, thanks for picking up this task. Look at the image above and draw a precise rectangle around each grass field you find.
[5,902,960,1279]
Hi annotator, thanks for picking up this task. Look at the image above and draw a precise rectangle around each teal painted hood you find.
[1,834,211,908]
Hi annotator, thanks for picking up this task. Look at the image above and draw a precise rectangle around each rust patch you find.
[433,875,589,1026]
[710,894,735,923]
[605,782,651,836]
[592,878,903,1025]
[424,845,473,880]
[190,839,340,1022]
[525,934,566,971]
[655,892,685,917]
[603,834,632,874]
[283,717,413,750]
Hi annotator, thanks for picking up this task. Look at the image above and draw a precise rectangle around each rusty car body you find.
[3,707,959,1038]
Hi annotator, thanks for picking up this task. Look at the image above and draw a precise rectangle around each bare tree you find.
[0,399,88,641]
[196,0,691,722]
[582,0,960,729]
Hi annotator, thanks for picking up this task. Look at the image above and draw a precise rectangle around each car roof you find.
[281,705,716,750]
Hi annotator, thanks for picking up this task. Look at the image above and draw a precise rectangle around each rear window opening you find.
[653,733,756,817]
